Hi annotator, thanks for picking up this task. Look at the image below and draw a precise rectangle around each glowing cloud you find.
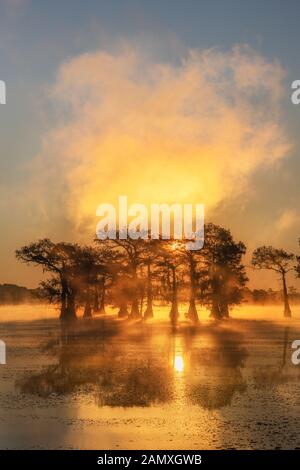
[32,44,290,235]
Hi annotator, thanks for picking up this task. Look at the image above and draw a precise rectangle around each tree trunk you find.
[59,276,68,319]
[93,287,100,313]
[118,300,128,318]
[220,298,229,318]
[187,255,199,323]
[188,298,199,323]
[282,273,292,318]
[130,267,141,319]
[99,279,106,314]
[169,267,179,327]
[210,297,222,319]
[209,274,222,320]
[140,291,144,316]
[61,289,77,321]
[144,263,154,319]
[130,297,140,319]
[83,299,92,318]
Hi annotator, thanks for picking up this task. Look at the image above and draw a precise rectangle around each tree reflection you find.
[17,323,173,407]
[17,322,250,411]
[185,328,248,409]
[252,327,300,389]
[96,361,173,407]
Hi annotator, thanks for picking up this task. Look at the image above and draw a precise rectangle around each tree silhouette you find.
[182,243,206,323]
[252,246,295,317]
[89,244,121,315]
[16,223,250,324]
[157,241,185,327]
[203,224,247,319]
[73,246,107,319]
[16,239,81,320]
[139,238,162,320]
[100,236,146,319]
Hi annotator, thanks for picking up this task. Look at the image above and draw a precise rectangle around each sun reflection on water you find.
[173,354,184,373]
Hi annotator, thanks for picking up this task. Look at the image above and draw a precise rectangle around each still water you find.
[0,305,300,449]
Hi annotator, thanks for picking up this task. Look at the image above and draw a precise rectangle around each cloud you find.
[276,209,300,232]
[30,44,291,236]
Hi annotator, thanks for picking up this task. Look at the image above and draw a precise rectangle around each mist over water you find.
[1,303,300,322]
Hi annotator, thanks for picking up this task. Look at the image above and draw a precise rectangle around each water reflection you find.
[96,361,173,407]
[173,354,184,373]
[5,317,300,449]
[252,327,300,389]
[17,321,249,411]
[189,329,247,409]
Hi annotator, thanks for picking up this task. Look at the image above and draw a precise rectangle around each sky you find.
[0,0,300,289]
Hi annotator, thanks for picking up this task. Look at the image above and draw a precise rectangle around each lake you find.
[0,304,300,449]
